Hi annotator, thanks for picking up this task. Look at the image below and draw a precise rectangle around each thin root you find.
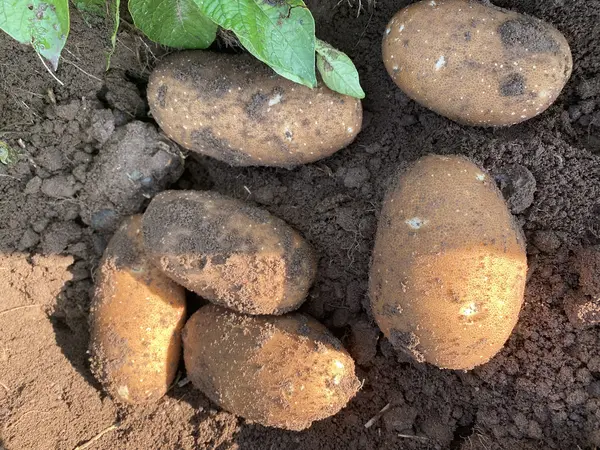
[36,52,64,86]
[74,423,120,450]
[0,305,39,317]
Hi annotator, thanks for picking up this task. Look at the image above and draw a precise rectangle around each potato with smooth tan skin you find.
[382,0,572,126]
[369,155,528,370]
[142,190,317,315]
[89,215,186,403]
[183,304,360,430]
[147,51,363,167]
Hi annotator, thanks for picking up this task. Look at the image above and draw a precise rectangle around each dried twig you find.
[364,403,390,428]
[398,434,428,441]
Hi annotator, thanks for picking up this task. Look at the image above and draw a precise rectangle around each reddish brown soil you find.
[1,1,600,449]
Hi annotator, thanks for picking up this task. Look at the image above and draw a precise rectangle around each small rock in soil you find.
[41,175,78,198]
[86,109,115,146]
[563,291,600,329]
[576,246,600,296]
[494,164,537,214]
[80,121,184,231]
[41,220,82,254]
[349,319,379,366]
[343,167,370,189]
[24,176,42,195]
[532,230,562,253]
[18,228,40,250]
[383,405,418,432]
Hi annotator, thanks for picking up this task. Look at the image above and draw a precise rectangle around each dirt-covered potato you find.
[89,215,186,403]
[183,304,360,430]
[369,155,527,370]
[147,51,362,167]
[382,0,572,126]
[142,190,317,315]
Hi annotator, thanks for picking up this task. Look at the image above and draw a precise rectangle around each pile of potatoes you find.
[89,191,360,430]
[89,0,573,429]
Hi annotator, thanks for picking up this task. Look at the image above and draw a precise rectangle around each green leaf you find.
[72,0,105,17]
[196,0,316,88]
[129,0,217,49]
[0,141,19,165]
[315,39,364,99]
[0,0,70,71]
[72,0,105,26]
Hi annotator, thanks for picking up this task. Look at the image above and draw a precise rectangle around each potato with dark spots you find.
[89,215,186,404]
[147,51,363,167]
[142,190,317,315]
[369,155,527,370]
[183,304,360,430]
[382,0,572,126]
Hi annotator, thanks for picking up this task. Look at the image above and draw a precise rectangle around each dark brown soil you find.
[1,0,600,449]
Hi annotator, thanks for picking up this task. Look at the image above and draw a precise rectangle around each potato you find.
[382,0,572,126]
[183,304,360,430]
[147,51,362,167]
[89,215,186,403]
[142,190,317,315]
[369,155,527,370]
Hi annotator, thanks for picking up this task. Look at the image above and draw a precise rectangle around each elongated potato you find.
[382,0,572,126]
[89,215,186,403]
[147,51,362,167]
[370,155,527,370]
[142,190,317,315]
[183,305,360,430]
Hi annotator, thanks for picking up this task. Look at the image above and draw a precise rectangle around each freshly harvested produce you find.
[183,304,360,430]
[89,215,186,403]
[370,155,528,370]
[382,0,572,126]
[147,51,363,167]
[142,190,317,315]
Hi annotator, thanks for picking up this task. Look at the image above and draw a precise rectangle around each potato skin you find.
[147,51,362,167]
[369,155,527,370]
[142,190,317,315]
[89,215,186,403]
[382,0,572,126]
[183,304,360,430]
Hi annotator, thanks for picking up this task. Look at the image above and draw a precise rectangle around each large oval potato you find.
[382,0,572,126]
[142,190,317,315]
[147,51,362,167]
[89,215,186,403]
[369,155,528,370]
[183,304,360,430]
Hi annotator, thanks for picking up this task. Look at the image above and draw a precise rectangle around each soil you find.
[1,0,600,449]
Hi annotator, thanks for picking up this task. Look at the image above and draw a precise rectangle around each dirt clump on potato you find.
[147,51,362,167]
[142,190,317,315]
[370,155,528,370]
[89,215,186,404]
[382,0,572,126]
[183,304,360,430]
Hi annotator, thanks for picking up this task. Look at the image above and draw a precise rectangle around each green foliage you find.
[0,0,364,98]
[130,0,217,49]
[0,141,19,165]
[0,0,70,70]
[72,0,105,21]
[196,0,316,88]
[316,39,364,99]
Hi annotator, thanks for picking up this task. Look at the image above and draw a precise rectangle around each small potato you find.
[183,304,360,430]
[147,51,362,167]
[369,155,527,370]
[89,215,186,403]
[382,0,572,126]
[142,190,317,315]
